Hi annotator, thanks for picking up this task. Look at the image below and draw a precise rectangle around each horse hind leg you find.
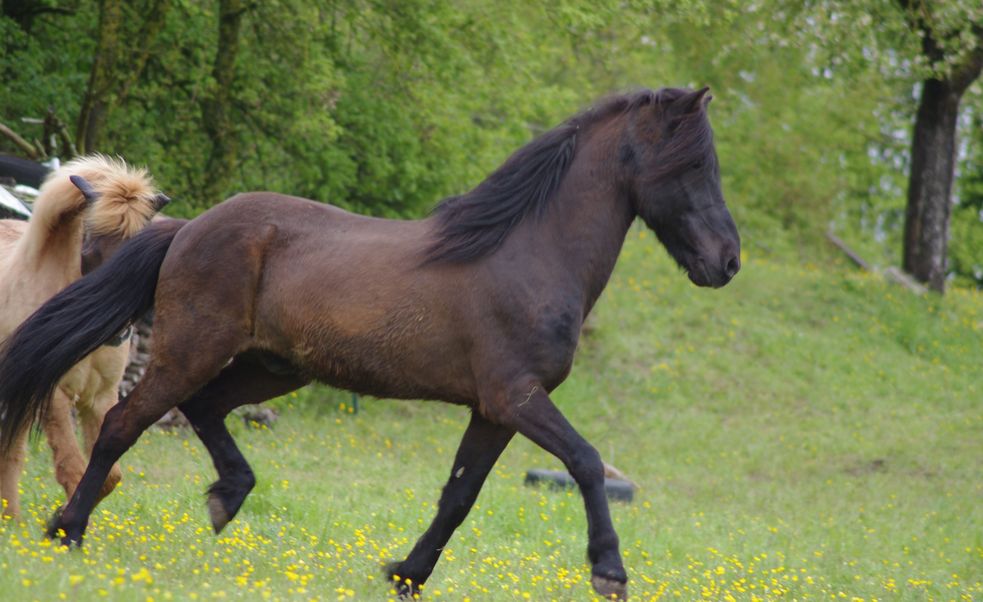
[0,427,29,519]
[46,334,247,545]
[178,352,309,534]
[48,221,280,545]
[77,389,124,501]
[43,388,90,499]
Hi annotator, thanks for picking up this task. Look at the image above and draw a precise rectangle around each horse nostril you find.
[724,255,740,279]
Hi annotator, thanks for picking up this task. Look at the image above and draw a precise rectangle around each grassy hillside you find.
[1,229,980,601]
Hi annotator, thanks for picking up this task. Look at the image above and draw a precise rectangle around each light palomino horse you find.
[0,156,168,518]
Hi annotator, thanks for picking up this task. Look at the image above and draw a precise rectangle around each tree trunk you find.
[901,19,983,293]
[199,0,245,204]
[75,0,171,154]
[902,78,961,293]
[894,1,983,294]
[76,0,123,155]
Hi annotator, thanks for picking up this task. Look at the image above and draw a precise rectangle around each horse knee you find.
[106,463,123,488]
[53,452,86,492]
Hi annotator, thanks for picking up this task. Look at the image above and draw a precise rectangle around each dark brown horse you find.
[0,87,739,600]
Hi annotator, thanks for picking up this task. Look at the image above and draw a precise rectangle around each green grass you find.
[1,229,981,601]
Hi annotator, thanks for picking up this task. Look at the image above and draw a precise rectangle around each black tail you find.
[0,218,186,452]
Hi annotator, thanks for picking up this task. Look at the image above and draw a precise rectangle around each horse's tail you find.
[0,218,186,452]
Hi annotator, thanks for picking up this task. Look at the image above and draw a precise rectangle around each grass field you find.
[1,228,981,601]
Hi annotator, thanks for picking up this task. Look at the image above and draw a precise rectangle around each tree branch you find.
[895,0,983,91]
[895,0,944,64]
[43,110,77,159]
[0,123,41,159]
[949,45,983,93]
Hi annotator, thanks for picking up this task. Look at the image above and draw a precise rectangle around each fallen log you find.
[825,230,927,295]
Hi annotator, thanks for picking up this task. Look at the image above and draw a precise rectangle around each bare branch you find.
[949,45,983,93]
[0,123,41,159]
[826,230,871,271]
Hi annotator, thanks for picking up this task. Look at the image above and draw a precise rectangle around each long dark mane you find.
[424,87,712,264]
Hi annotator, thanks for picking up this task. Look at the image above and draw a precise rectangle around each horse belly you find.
[270,302,474,404]
[308,347,464,402]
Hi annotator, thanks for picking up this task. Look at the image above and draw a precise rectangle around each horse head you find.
[623,87,740,288]
[68,170,170,274]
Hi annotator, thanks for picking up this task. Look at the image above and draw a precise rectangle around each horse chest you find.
[530,311,581,389]
[461,299,583,397]
[58,347,127,401]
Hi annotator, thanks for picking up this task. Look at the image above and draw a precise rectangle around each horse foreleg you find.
[43,388,89,500]
[490,380,627,600]
[0,427,28,519]
[385,411,514,597]
[178,354,308,534]
[78,390,124,502]
[46,360,221,546]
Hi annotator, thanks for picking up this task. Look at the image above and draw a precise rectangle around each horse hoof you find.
[591,574,628,600]
[383,561,420,599]
[207,492,231,534]
[382,560,402,579]
[205,476,253,534]
[45,508,83,547]
[44,506,65,539]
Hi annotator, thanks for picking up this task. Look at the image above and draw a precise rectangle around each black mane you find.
[425,87,708,264]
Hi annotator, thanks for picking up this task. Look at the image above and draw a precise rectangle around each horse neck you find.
[81,231,127,273]
[533,122,635,313]
[17,212,85,278]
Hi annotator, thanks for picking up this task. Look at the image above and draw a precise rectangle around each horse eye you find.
[691,160,704,170]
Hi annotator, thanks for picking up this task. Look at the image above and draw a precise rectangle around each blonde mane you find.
[29,154,161,241]
[75,155,161,239]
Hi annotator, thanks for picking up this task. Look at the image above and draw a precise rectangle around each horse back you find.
[156,193,481,403]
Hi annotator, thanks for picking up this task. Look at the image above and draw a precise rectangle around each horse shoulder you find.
[472,261,585,395]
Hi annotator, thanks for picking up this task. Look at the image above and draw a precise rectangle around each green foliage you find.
[0,0,980,284]
[0,10,93,136]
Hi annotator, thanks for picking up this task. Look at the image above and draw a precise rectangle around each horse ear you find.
[152,193,171,213]
[685,87,711,112]
[69,175,100,205]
